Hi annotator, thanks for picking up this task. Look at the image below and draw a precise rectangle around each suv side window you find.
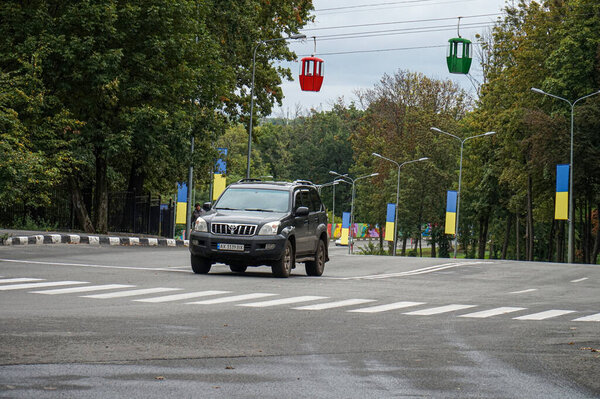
[294,189,308,211]
[308,188,322,212]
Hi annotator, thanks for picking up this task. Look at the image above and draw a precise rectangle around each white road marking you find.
[136,291,231,303]
[572,313,600,322]
[188,293,277,305]
[82,287,180,299]
[0,281,87,291]
[404,304,476,316]
[0,258,189,273]
[348,301,425,313]
[325,261,494,280]
[513,310,576,320]
[238,296,328,307]
[293,299,376,310]
[570,277,589,283]
[510,289,538,294]
[31,284,135,295]
[459,307,526,318]
[0,278,44,284]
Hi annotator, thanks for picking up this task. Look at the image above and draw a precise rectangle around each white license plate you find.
[217,243,245,251]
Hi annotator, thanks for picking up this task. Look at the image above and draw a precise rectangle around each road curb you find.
[0,233,188,247]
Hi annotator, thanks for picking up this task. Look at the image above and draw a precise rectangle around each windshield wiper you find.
[244,208,274,212]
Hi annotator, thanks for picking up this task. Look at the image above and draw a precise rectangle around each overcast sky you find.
[272,0,508,117]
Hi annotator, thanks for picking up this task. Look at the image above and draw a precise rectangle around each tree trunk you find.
[547,219,556,262]
[516,212,520,261]
[401,236,407,256]
[592,206,599,264]
[501,213,512,260]
[69,177,94,233]
[94,150,108,234]
[478,212,489,259]
[526,176,534,261]
[557,221,565,263]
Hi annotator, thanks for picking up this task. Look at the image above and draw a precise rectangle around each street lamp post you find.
[431,127,496,258]
[531,87,600,263]
[330,171,379,254]
[317,180,339,222]
[372,153,429,256]
[247,33,306,179]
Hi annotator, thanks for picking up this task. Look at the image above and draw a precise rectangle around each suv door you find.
[306,187,323,253]
[293,189,311,255]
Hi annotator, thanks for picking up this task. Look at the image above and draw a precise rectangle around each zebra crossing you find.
[1,275,599,323]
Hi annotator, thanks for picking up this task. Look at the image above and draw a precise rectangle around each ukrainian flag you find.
[385,203,395,242]
[340,212,350,245]
[176,182,187,224]
[555,164,569,220]
[445,190,457,235]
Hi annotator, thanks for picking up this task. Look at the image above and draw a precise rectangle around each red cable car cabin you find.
[299,56,324,92]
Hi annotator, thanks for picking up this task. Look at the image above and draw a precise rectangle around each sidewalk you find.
[0,229,188,247]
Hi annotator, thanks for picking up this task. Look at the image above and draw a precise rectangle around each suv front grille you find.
[211,223,257,236]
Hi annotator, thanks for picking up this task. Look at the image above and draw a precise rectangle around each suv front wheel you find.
[191,254,211,274]
[272,240,294,278]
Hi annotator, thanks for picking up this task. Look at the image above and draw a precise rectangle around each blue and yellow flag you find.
[176,182,188,224]
[340,212,351,245]
[385,203,395,242]
[555,164,569,220]
[445,190,457,235]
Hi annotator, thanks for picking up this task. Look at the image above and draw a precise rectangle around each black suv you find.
[189,179,329,278]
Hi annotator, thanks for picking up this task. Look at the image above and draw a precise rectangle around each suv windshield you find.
[215,188,290,212]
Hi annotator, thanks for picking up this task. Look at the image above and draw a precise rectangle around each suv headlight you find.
[258,221,281,236]
[193,217,208,232]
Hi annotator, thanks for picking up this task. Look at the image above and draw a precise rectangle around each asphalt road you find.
[0,244,598,398]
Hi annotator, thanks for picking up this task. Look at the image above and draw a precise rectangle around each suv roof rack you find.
[292,180,315,186]
[237,178,262,183]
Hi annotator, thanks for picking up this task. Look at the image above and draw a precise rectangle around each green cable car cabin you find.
[447,37,472,74]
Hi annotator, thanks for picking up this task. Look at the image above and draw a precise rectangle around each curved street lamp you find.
[247,33,306,179]
[329,171,379,254]
[372,153,429,256]
[531,87,600,263]
[431,127,496,258]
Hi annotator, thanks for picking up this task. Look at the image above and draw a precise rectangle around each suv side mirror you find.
[295,206,309,217]
[202,202,212,211]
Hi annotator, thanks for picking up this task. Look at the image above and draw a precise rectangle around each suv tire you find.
[305,239,326,276]
[272,240,294,278]
[229,265,247,273]
[191,254,211,274]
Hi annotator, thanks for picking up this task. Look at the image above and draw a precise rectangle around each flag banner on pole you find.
[340,212,350,245]
[445,190,457,235]
[213,174,226,201]
[175,182,188,224]
[555,164,569,220]
[385,203,395,242]
[215,148,227,174]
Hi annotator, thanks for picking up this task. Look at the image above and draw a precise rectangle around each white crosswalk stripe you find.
[31,284,135,295]
[0,278,45,284]
[348,301,425,313]
[459,307,526,318]
[404,304,476,316]
[238,296,328,308]
[136,291,231,303]
[572,313,600,322]
[188,293,277,305]
[0,281,87,291]
[513,310,576,320]
[82,287,180,299]
[293,299,376,310]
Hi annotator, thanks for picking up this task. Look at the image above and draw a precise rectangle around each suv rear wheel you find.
[272,240,294,278]
[305,239,326,276]
[191,254,211,274]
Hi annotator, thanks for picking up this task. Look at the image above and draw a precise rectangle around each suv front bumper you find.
[189,231,287,266]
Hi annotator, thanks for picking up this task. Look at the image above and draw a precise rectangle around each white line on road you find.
[0,278,45,284]
[324,261,494,280]
[136,291,232,303]
[348,301,425,313]
[459,307,526,318]
[238,296,328,308]
[0,258,190,273]
[82,287,180,299]
[31,284,136,295]
[570,277,589,283]
[404,304,477,316]
[572,313,600,322]
[293,299,376,310]
[513,310,576,320]
[510,289,538,294]
[0,281,88,291]
[188,293,277,305]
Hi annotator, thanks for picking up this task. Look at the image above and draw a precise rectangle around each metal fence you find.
[0,190,175,238]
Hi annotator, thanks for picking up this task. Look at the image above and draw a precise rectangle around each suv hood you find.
[204,210,288,225]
